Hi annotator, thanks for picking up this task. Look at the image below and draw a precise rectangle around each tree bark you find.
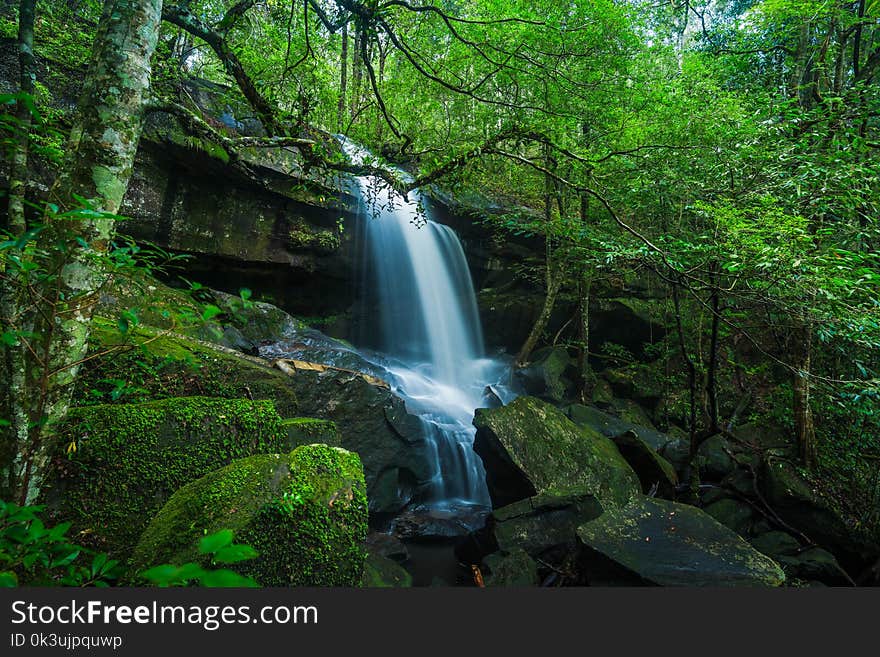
[337,21,348,132]
[577,271,594,402]
[705,271,721,433]
[162,4,281,134]
[516,144,561,366]
[8,0,164,503]
[1,0,36,498]
[793,324,817,469]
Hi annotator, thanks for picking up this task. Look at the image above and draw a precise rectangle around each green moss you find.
[474,396,640,508]
[43,396,290,558]
[282,417,340,447]
[287,219,341,252]
[78,319,299,415]
[132,445,368,586]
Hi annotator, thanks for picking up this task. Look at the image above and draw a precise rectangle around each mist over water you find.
[343,140,514,511]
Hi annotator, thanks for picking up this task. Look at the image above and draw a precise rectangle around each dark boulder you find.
[609,430,678,497]
[577,497,785,587]
[513,346,577,404]
[702,497,756,536]
[473,397,640,509]
[760,459,876,570]
[484,548,540,587]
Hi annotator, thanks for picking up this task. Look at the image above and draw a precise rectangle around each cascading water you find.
[343,140,511,512]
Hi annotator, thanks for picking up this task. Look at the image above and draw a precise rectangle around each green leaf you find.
[213,544,259,564]
[201,305,223,321]
[0,571,18,588]
[198,529,234,555]
[199,569,259,588]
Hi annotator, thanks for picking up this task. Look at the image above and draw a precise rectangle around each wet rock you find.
[514,346,576,403]
[492,493,604,556]
[484,548,540,587]
[365,532,409,562]
[567,404,668,452]
[696,434,737,480]
[702,497,755,535]
[281,366,435,515]
[361,553,413,587]
[760,459,876,569]
[481,385,504,409]
[609,430,679,497]
[577,497,785,587]
[391,505,489,540]
[473,396,640,509]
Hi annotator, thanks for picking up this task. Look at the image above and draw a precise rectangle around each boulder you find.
[361,553,413,587]
[132,445,368,586]
[749,531,802,558]
[484,548,540,587]
[365,532,409,563]
[702,498,755,535]
[760,459,875,569]
[777,548,852,586]
[696,434,737,480]
[514,346,576,403]
[601,365,663,410]
[492,493,604,556]
[609,430,678,497]
[576,497,785,587]
[591,297,666,361]
[567,404,670,452]
[473,397,640,509]
[284,366,435,514]
[43,396,291,558]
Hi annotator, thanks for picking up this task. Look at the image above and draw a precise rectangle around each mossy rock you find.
[696,434,737,480]
[702,497,755,536]
[610,430,678,498]
[577,497,785,587]
[484,548,539,587]
[132,445,368,586]
[491,492,604,556]
[514,346,576,403]
[282,417,340,447]
[760,458,875,569]
[473,396,639,509]
[81,320,434,515]
[81,319,299,417]
[43,396,292,558]
[361,553,413,588]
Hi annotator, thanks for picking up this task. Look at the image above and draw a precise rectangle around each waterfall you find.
[343,140,509,510]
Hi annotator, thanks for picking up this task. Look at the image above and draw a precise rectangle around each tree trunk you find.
[793,325,817,469]
[672,280,698,458]
[350,29,363,119]
[7,0,164,503]
[516,144,560,366]
[705,273,721,433]
[1,0,36,498]
[337,21,348,132]
[517,260,562,367]
[577,272,594,401]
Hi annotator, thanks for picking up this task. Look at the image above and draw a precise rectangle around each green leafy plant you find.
[0,501,119,587]
[140,529,259,587]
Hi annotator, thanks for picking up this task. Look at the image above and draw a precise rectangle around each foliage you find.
[140,529,259,587]
[0,501,119,587]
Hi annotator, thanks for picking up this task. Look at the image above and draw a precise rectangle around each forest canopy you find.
[0,0,878,585]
